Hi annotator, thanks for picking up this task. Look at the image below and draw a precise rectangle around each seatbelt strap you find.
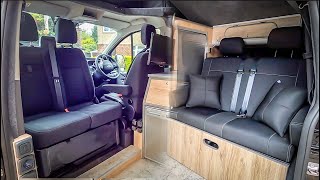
[301,8,315,104]
[230,62,244,112]
[239,65,257,116]
[47,42,65,111]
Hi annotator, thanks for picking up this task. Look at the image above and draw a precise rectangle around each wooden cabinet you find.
[145,79,178,107]
[167,119,289,180]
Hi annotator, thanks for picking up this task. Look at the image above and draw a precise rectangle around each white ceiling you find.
[25,0,166,30]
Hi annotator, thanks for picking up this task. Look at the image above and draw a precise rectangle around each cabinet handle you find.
[203,139,219,150]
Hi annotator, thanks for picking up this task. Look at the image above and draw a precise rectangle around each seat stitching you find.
[204,77,207,106]
[295,63,301,87]
[209,70,237,74]
[289,125,293,144]
[261,90,283,120]
[221,116,237,137]
[255,73,296,78]
[203,112,222,131]
[287,144,293,162]
[267,133,276,154]
[207,60,212,76]
[290,122,304,125]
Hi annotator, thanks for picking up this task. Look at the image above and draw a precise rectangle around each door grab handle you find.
[203,139,219,150]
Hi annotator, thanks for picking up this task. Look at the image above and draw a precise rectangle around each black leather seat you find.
[20,12,92,149]
[53,18,122,128]
[171,28,308,163]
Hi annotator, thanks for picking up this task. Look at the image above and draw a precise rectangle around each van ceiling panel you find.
[25,1,69,17]
[170,1,296,26]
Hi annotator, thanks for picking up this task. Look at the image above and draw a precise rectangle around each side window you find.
[112,29,159,73]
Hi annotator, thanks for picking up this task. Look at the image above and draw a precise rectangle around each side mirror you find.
[114,54,126,72]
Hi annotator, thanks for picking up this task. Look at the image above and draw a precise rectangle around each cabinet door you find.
[167,119,202,171]
[167,119,288,180]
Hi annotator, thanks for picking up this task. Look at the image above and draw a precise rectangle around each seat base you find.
[170,106,294,162]
[36,121,119,177]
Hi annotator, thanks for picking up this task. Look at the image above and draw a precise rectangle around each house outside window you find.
[103,27,115,32]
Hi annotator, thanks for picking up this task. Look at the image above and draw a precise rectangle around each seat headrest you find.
[219,37,245,56]
[55,18,77,44]
[20,12,38,41]
[141,24,156,47]
[40,36,56,49]
[267,27,302,49]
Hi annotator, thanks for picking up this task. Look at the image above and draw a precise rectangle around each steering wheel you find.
[95,54,120,79]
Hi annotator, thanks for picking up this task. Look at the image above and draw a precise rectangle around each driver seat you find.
[123,24,164,119]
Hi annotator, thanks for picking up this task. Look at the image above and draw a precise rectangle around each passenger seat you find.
[20,13,121,177]
[20,12,92,149]
[51,18,122,129]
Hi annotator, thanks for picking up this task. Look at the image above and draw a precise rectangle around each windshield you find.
[76,23,117,58]
[22,12,117,58]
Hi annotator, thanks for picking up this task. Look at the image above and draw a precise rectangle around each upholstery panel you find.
[170,106,222,130]
[69,101,122,128]
[25,111,91,149]
[222,118,294,162]
[56,48,95,106]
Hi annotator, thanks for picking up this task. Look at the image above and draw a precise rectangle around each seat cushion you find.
[204,112,239,137]
[170,106,222,130]
[70,101,122,128]
[186,75,222,109]
[253,82,307,137]
[25,111,91,149]
[222,118,294,162]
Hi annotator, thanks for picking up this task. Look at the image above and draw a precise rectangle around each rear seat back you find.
[202,38,248,113]
[246,26,306,117]
[20,12,56,117]
[54,18,96,107]
[246,57,306,117]
[20,47,54,116]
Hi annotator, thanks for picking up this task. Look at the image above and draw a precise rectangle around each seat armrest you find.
[169,84,189,108]
[101,84,132,96]
[289,106,309,146]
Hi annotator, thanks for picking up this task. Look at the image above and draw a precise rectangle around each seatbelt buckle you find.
[53,77,60,83]
[237,69,244,74]
[237,114,247,118]
[249,68,257,74]
[237,109,247,118]
[303,52,313,59]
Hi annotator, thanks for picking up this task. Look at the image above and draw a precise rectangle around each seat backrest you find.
[202,37,249,113]
[54,18,96,107]
[202,30,306,116]
[19,12,56,117]
[125,24,163,119]
[246,27,306,117]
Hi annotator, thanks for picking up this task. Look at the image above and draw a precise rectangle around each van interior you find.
[1,1,319,180]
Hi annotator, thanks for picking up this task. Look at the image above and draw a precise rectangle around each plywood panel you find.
[167,119,288,180]
[79,145,141,179]
[212,14,301,44]
[145,79,178,107]
[133,131,143,150]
